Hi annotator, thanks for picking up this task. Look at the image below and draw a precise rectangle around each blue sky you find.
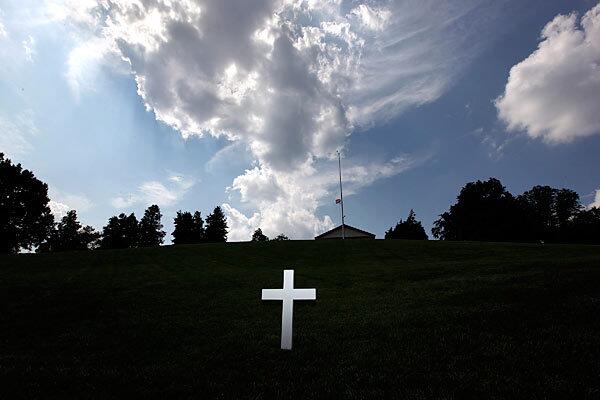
[1,0,599,241]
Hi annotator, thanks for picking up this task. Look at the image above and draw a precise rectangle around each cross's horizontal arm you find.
[292,288,316,300]
[261,289,284,300]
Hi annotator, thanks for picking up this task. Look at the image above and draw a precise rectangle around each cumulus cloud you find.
[59,0,500,167]
[111,174,195,209]
[496,3,600,143]
[224,154,428,240]
[57,0,502,238]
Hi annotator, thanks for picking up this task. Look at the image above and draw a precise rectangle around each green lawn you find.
[1,240,600,399]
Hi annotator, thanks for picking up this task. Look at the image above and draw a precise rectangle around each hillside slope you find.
[1,240,600,399]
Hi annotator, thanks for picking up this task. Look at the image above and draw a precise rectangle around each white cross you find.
[261,269,316,350]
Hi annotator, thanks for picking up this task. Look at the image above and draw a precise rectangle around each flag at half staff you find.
[335,198,342,204]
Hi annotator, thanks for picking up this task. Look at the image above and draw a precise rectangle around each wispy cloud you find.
[22,35,35,62]
[0,17,7,39]
[111,174,195,209]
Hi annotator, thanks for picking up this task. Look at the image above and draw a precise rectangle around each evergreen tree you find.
[0,153,54,253]
[192,211,205,243]
[39,210,100,252]
[251,228,269,242]
[173,211,194,244]
[138,205,166,247]
[205,206,228,242]
[173,210,206,244]
[100,213,138,249]
[385,210,428,240]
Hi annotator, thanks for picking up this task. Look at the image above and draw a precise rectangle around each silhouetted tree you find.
[0,153,54,253]
[172,211,194,244]
[272,234,290,241]
[567,207,600,244]
[172,210,205,244]
[138,205,166,247]
[517,186,582,242]
[555,189,581,230]
[251,228,269,242]
[80,225,101,250]
[205,206,228,242]
[100,213,138,249]
[432,178,519,241]
[192,211,205,243]
[385,210,428,240]
[39,210,100,252]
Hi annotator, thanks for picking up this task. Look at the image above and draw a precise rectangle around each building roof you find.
[314,224,376,239]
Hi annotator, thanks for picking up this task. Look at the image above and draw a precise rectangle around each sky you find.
[0,0,599,241]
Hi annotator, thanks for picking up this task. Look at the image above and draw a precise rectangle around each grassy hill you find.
[1,240,600,399]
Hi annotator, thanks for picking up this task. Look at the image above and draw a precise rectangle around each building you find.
[315,224,376,240]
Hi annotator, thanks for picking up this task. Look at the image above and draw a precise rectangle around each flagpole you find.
[337,151,345,239]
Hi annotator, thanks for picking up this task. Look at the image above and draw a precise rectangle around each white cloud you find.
[65,37,112,97]
[350,4,391,32]
[589,189,600,209]
[0,18,7,39]
[111,174,195,209]
[496,3,600,143]
[22,35,35,62]
[57,0,500,238]
[48,200,71,219]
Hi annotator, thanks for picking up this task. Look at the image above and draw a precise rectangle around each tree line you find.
[36,204,229,252]
[385,178,600,244]
[0,153,227,253]
[2,152,599,254]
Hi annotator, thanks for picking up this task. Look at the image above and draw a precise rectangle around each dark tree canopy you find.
[138,205,166,247]
[517,186,581,242]
[385,210,428,240]
[251,228,269,242]
[567,207,600,244]
[39,210,100,252]
[272,234,290,241]
[432,178,519,241]
[0,153,54,253]
[432,178,597,244]
[205,206,228,243]
[100,213,139,249]
[172,210,205,244]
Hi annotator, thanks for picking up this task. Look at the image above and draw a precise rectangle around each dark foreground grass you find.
[1,240,600,399]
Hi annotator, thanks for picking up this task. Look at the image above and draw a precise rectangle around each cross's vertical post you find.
[281,270,294,349]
